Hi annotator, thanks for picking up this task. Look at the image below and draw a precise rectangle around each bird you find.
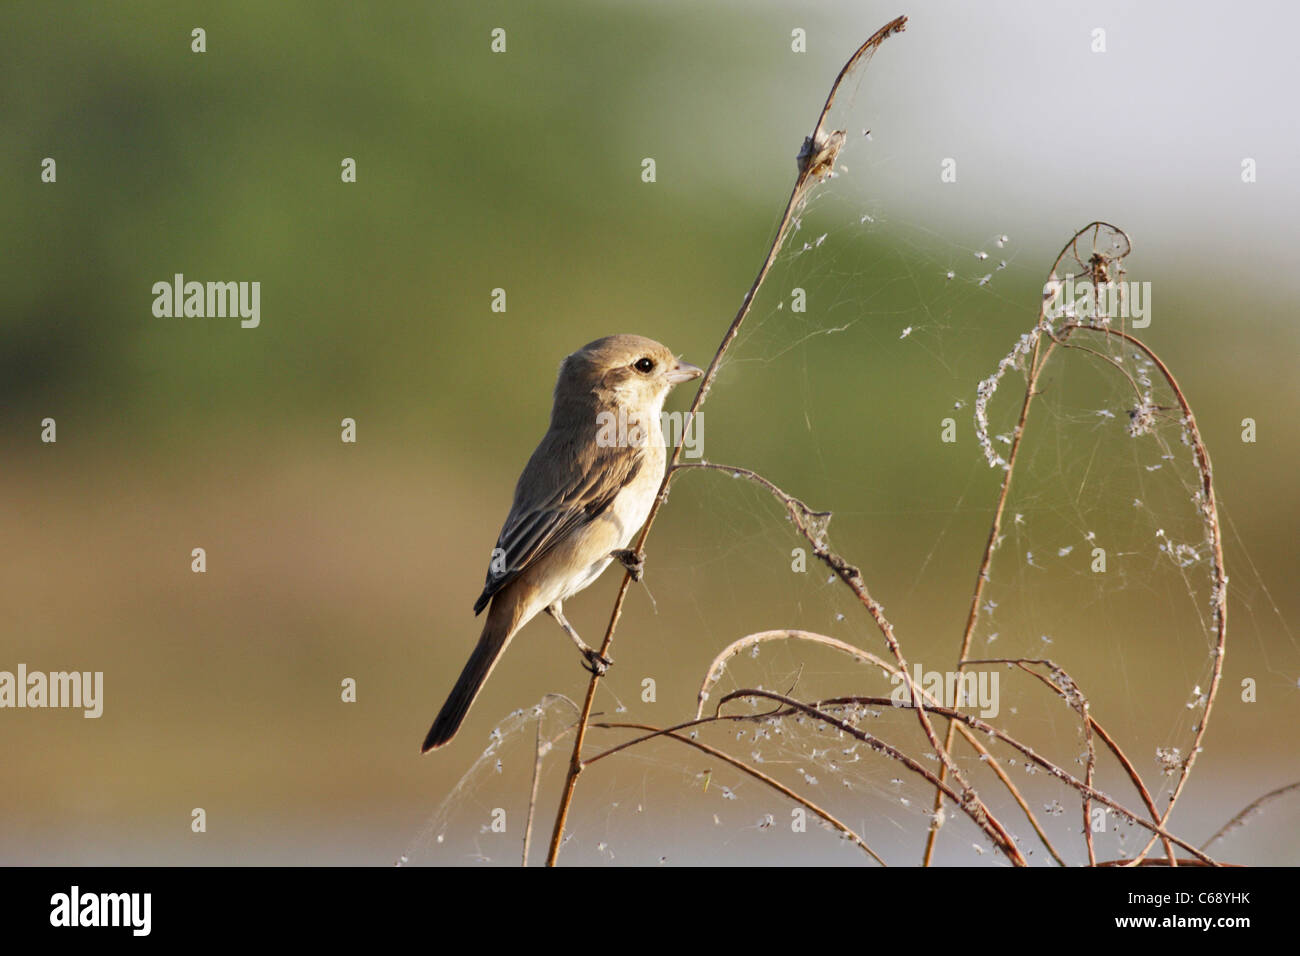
[422,334,704,752]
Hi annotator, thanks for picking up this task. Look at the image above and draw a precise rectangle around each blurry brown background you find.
[2,1,1297,865]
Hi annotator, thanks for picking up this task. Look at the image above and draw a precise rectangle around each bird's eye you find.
[634,357,655,373]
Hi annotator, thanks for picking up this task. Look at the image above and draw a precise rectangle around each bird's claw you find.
[581,647,613,676]
[612,548,645,582]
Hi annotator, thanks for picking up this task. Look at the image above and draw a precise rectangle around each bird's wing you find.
[472,430,644,614]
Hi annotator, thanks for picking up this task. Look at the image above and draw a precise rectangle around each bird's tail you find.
[422,599,520,752]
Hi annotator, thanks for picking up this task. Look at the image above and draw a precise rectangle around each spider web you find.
[403,65,1300,867]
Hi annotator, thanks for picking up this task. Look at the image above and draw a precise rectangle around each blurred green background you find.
[2,1,1297,865]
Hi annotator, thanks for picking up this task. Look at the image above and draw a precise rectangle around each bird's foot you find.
[612,548,645,582]
[581,647,614,676]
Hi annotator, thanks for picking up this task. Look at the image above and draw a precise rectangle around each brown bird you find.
[422,335,703,751]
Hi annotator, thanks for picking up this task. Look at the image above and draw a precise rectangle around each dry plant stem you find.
[698,629,1068,864]
[675,461,1027,865]
[1079,689,1097,864]
[521,712,546,867]
[518,694,581,866]
[1201,780,1300,850]
[734,690,1217,864]
[544,16,909,867]
[1056,323,1228,865]
[1097,857,1230,867]
[1026,661,1097,865]
[949,721,1067,865]
[601,715,1044,864]
[711,690,1040,863]
[925,222,1216,868]
[582,625,1206,864]
[922,225,1103,866]
[588,720,887,864]
[923,328,1044,866]
[968,657,1175,864]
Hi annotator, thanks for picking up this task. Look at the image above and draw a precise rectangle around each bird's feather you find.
[472,426,644,614]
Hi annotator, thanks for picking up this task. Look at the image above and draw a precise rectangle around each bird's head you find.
[555,334,703,420]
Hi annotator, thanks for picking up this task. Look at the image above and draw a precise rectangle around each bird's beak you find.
[666,360,704,385]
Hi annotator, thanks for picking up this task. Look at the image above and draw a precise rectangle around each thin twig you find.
[713,690,1021,860]
[544,16,909,867]
[673,461,1027,864]
[967,657,1175,864]
[727,689,1216,864]
[926,222,1219,869]
[1055,322,1228,865]
[695,628,1068,864]
[923,288,1048,865]
[521,710,546,867]
[1201,780,1300,851]
[587,720,887,865]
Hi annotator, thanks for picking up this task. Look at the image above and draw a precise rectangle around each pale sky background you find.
[690,1,1300,289]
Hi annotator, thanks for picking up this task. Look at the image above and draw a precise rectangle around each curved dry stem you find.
[715,689,1024,861]
[1201,780,1300,851]
[544,17,910,866]
[587,720,887,865]
[751,691,1217,864]
[926,226,1128,862]
[971,658,1095,865]
[925,233,1060,863]
[929,221,1222,868]
[948,720,1069,866]
[967,657,1175,864]
[696,628,1068,864]
[696,628,894,720]
[672,461,1027,864]
[1054,323,1228,864]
